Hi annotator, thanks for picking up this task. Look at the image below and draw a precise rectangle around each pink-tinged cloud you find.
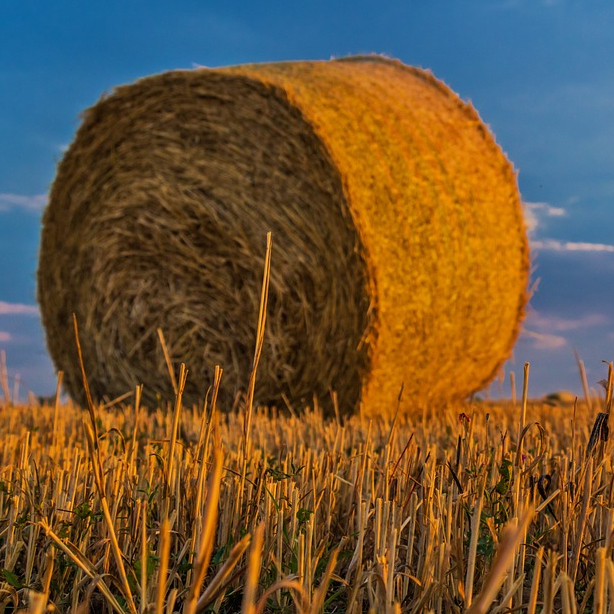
[526,311,609,333]
[531,239,614,253]
[0,331,11,343]
[521,310,609,351]
[0,193,47,212]
[0,301,39,316]
[522,330,567,350]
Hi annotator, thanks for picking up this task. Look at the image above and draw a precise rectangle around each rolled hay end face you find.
[37,56,529,416]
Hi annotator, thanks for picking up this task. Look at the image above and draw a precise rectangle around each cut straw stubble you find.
[73,314,138,614]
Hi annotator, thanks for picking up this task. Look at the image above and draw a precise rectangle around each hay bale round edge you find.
[38,56,529,416]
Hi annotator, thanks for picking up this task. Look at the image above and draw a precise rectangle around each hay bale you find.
[37,56,529,416]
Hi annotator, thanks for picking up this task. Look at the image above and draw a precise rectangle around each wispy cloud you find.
[0,193,47,213]
[0,301,39,316]
[522,310,609,350]
[0,331,11,343]
[531,239,614,253]
[522,330,567,350]
[523,200,614,253]
[523,201,567,235]
[528,311,609,332]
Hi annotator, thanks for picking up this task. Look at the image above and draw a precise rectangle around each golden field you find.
[0,360,612,614]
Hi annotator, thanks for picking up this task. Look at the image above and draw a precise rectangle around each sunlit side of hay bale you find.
[37,56,528,416]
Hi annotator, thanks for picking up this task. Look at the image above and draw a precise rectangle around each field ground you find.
[0,364,613,613]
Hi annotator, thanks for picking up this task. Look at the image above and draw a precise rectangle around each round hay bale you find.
[38,56,529,416]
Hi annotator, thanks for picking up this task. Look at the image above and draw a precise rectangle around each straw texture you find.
[38,56,529,415]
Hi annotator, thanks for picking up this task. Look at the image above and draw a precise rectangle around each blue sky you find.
[1,0,613,401]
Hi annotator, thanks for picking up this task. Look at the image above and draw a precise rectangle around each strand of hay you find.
[38,55,529,416]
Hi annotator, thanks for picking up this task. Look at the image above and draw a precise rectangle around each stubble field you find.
[0,362,612,614]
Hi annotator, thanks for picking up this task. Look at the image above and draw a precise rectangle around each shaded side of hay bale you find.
[38,56,528,415]
[38,70,371,412]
